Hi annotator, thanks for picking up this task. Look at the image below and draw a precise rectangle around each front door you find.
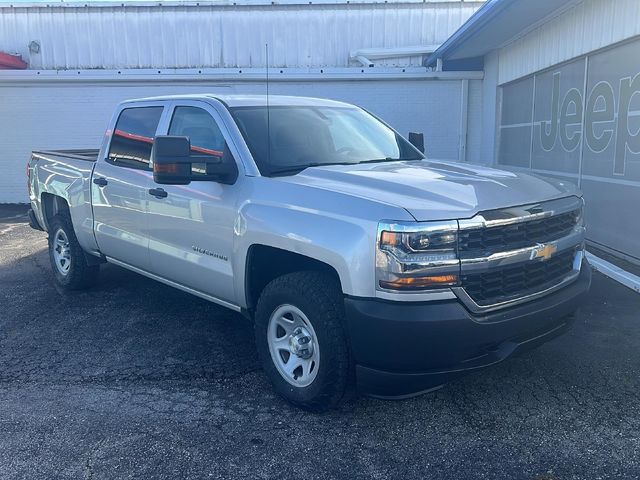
[146,102,240,303]
[92,105,164,270]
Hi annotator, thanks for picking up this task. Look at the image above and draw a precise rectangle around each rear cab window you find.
[108,106,164,170]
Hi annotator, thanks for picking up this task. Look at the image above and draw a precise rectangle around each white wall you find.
[0,76,479,203]
[498,0,640,85]
[0,1,483,70]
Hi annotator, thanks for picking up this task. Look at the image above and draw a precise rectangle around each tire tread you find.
[255,271,350,412]
[48,214,99,290]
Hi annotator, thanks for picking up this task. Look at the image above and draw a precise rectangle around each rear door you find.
[146,101,241,304]
[92,104,165,270]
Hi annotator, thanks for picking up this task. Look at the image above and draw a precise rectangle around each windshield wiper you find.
[268,161,355,177]
[357,157,424,164]
[268,157,422,176]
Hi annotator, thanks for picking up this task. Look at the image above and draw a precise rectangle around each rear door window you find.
[108,107,163,170]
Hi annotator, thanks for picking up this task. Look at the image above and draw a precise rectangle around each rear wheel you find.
[255,271,350,412]
[47,214,99,290]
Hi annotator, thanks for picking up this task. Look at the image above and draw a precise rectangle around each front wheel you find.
[254,271,350,412]
[47,214,99,290]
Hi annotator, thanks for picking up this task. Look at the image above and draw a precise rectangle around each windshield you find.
[230,106,424,176]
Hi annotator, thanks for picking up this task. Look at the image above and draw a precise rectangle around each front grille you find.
[461,249,576,307]
[458,210,579,258]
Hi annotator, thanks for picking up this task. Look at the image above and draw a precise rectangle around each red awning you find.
[0,52,28,70]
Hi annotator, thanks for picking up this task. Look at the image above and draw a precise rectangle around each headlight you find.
[376,221,460,291]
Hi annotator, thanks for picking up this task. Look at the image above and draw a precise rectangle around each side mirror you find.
[408,132,425,154]
[151,136,192,185]
[151,135,238,185]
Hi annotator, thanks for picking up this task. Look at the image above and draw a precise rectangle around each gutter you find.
[0,0,484,6]
[425,0,512,68]
[0,67,484,84]
[350,45,441,67]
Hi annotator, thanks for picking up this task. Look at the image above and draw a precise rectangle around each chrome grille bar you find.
[454,196,585,314]
[458,196,583,231]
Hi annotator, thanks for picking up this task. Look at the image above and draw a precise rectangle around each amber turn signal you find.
[380,231,400,246]
[379,274,459,290]
[154,163,181,173]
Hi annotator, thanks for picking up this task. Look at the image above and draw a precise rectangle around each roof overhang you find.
[425,0,580,68]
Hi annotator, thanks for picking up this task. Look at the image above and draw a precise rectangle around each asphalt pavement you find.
[0,205,639,480]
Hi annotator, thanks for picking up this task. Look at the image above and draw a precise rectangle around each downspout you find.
[459,79,469,162]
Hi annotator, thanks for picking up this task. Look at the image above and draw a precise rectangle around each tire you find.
[254,271,350,412]
[47,214,99,290]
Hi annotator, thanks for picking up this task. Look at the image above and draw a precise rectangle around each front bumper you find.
[345,260,592,398]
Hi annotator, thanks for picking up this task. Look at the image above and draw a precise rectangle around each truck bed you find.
[28,148,100,248]
[32,149,99,162]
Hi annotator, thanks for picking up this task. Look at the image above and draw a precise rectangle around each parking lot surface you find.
[0,205,639,480]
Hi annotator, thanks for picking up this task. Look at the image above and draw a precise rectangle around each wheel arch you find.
[40,193,70,232]
[41,193,103,266]
[244,244,343,313]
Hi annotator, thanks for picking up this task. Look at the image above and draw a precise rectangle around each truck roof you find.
[121,94,355,108]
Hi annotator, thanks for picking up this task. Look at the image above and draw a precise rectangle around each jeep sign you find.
[498,37,640,260]
[539,71,640,175]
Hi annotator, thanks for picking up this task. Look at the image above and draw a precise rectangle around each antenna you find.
[265,43,272,167]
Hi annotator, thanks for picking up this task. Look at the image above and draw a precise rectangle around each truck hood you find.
[277,159,579,221]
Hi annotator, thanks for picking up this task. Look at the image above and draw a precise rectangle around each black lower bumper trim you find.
[345,261,592,398]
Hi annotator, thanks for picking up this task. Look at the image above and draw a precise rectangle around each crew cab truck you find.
[28,95,591,411]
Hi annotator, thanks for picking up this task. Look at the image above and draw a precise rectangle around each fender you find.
[231,181,414,308]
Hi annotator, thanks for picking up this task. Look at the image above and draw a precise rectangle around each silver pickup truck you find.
[27,94,591,411]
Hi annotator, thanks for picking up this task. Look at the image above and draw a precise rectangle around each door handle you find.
[148,188,168,199]
[93,177,108,187]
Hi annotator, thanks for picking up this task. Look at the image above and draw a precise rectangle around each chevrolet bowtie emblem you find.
[531,243,557,261]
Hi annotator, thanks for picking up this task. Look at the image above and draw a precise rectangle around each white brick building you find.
[0,0,484,203]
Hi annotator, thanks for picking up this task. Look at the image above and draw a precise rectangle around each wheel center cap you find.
[289,326,314,359]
